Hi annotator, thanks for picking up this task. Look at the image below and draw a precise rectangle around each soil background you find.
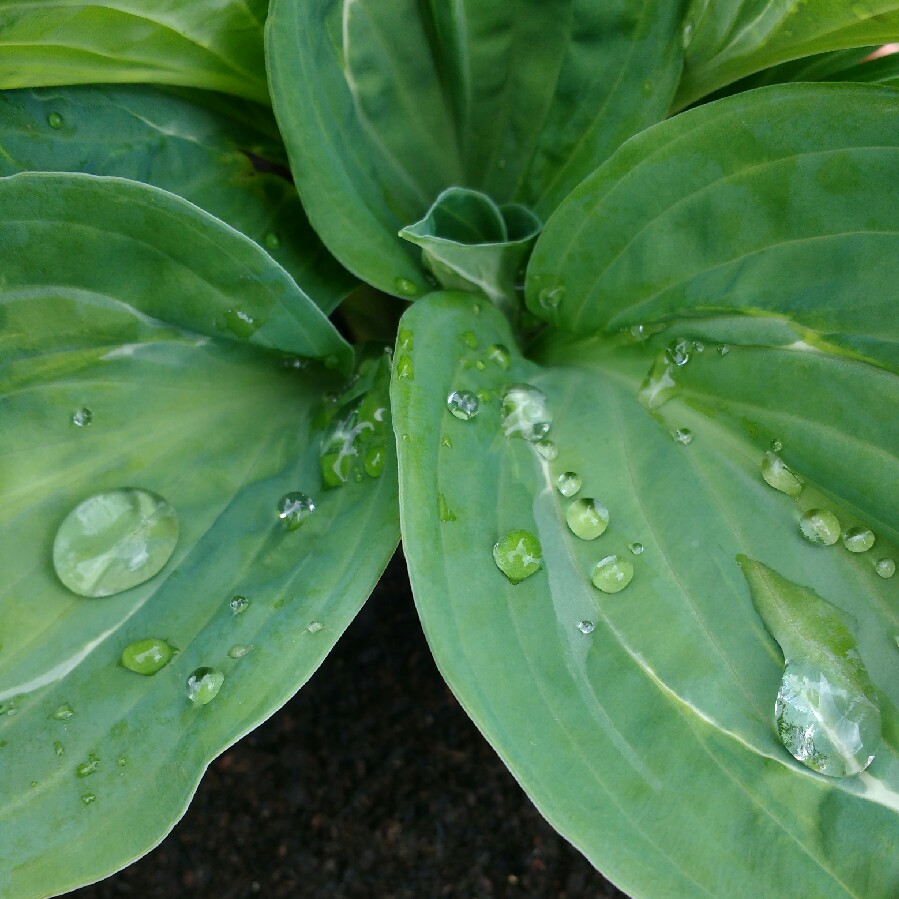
[72,554,627,899]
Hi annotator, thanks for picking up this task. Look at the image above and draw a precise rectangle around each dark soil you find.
[73,553,625,899]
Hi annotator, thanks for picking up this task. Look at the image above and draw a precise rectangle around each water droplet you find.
[842,526,875,554]
[223,307,260,338]
[875,558,896,578]
[538,286,565,310]
[577,620,595,635]
[671,427,693,445]
[48,112,64,129]
[493,530,543,583]
[363,444,386,478]
[51,704,74,720]
[775,660,880,777]
[186,667,224,705]
[501,384,551,442]
[770,438,783,452]
[799,509,841,546]
[638,355,678,411]
[556,472,582,497]
[397,328,414,351]
[461,331,478,349]
[120,638,178,676]
[441,435,452,449]
[230,595,250,615]
[53,489,179,598]
[117,756,127,767]
[692,341,704,353]
[307,621,324,633]
[81,793,96,806]
[761,453,804,498]
[277,492,315,531]
[447,390,479,421]
[591,555,634,593]
[264,232,280,250]
[394,277,419,297]
[716,344,730,356]
[395,355,414,380]
[401,433,412,443]
[281,356,306,375]
[475,359,486,371]
[437,493,457,522]
[75,753,100,778]
[486,344,510,369]
[54,740,65,757]
[565,498,609,541]
[534,439,558,461]
[682,22,693,47]
[629,542,644,555]
[72,407,93,427]
[665,338,692,367]
[228,644,254,659]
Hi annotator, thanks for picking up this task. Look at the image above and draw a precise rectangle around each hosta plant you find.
[1,2,897,897]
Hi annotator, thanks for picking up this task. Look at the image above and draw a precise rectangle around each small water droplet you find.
[230,595,250,615]
[665,338,692,367]
[223,307,260,338]
[566,499,610,541]
[493,530,543,583]
[692,341,704,353]
[638,355,678,411]
[277,492,315,531]
[395,355,414,380]
[475,360,486,371]
[534,439,558,461]
[538,286,565,310]
[842,526,875,554]
[120,638,178,676]
[486,344,510,369]
[281,355,307,371]
[81,792,96,806]
[53,489,178,597]
[671,427,693,445]
[72,407,93,427]
[761,453,804,498]
[591,555,634,593]
[577,620,595,635]
[51,703,74,720]
[397,328,414,351]
[186,667,224,705]
[629,542,644,555]
[54,740,65,757]
[501,384,551,442]
[447,390,479,421]
[264,232,280,250]
[401,433,412,443]
[75,753,100,778]
[363,444,386,478]
[799,509,841,546]
[461,331,478,349]
[770,438,783,452]
[228,644,254,659]
[682,22,693,47]
[307,621,324,633]
[875,558,895,578]
[117,756,127,767]
[556,472,582,498]
[716,344,730,356]
[394,277,419,297]
[48,112,64,129]
[437,493,456,522]
[441,435,452,449]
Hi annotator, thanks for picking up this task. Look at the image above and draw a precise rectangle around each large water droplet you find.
[51,704,74,720]
[761,453,804,498]
[229,595,250,615]
[72,407,93,427]
[186,667,224,705]
[841,526,875,554]
[486,344,510,370]
[48,112,64,129]
[577,620,595,635]
[665,338,692,367]
[277,492,315,531]
[394,277,419,297]
[875,558,895,578]
[799,509,841,546]
[556,472,581,498]
[53,489,179,597]
[638,356,677,411]
[363,444,386,478]
[770,438,783,452]
[775,660,880,777]
[538,286,565,310]
[671,427,693,446]
[223,308,260,338]
[716,344,730,357]
[447,390,479,421]
[501,385,551,442]
[120,638,178,676]
[565,499,609,541]
[493,530,542,583]
[437,493,456,522]
[534,439,558,461]
[591,555,634,593]
[75,753,100,778]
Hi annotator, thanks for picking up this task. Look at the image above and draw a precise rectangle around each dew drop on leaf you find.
[186,667,224,705]
[566,498,609,541]
[437,493,456,522]
[501,384,551,441]
[395,355,414,380]
[398,328,413,351]
[47,112,63,129]
[629,542,644,555]
[760,452,804,498]
[461,330,478,349]
[75,753,100,778]
[120,638,178,676]
[264,232,280,250]
[54,741,64,757]
[228,644,254,659]
[534,439,558,461]
[394,277,419,297]
[277,492,315,531]
[53,489,179,598]
[307,621,324,633]
[556,472,582,497]
[493,530,543,583]
[577,620,595,635]
[71,407,93,427]
[770,438,783,452]
[875,558,896,578]
[51,704,74,720]
[665,338,692,367]
[229,595,250,615]
[446,390,479,421]
[81,793,96,806]
[671,427,693,445]
[538,286,565,310]
[223,307,260,338]
[591,555,634,593]
[716,344,730,356]
[637,355,677,411]
[799,509,841,546]
[841,526,875,554]
[486,344,510,370]
[363,444,386,478]
[441,435,452,449]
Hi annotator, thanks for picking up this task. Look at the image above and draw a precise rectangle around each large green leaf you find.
[527,84,899,372]
[0,176,399,897]
[266,0,686,297]
[0,85,356,313]
[392,291,898,897]
[0,0,270,104]
[676,0,899,107]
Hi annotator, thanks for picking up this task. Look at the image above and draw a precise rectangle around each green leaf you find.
[0,171,352,371]
[676,0,899,107]
[392,291,898,897]
[399,187,541,308]
[0,86,357,313]
[0,0,271,104]
[528,84,899,372]
[0,196,398,895]
[266,0,686,296]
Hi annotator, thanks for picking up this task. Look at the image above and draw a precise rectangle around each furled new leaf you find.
[266,0,686,296]
[0,174,399,897]
[0,0,271,104]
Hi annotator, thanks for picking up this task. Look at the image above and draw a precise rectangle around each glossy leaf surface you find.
[266,0,686,296]
[0,0,270,104]
[0,177,399,897]
[0,86,356,312]
[676,0,899,106]
[393,291,898,897]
